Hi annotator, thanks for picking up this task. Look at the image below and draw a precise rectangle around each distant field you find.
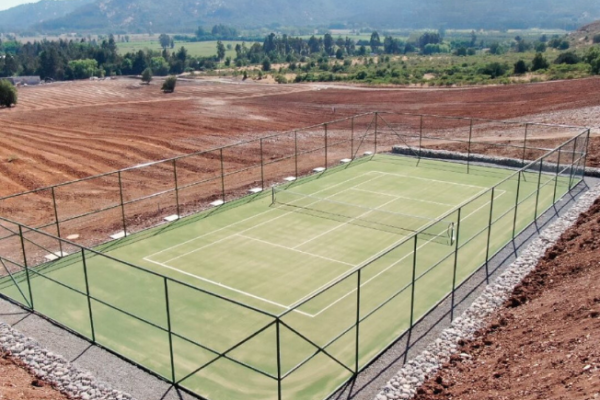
[117,40,242,58]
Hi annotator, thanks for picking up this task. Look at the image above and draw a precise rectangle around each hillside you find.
[0,0,93,32]
[569,20,600,47]
[1,0,600,33]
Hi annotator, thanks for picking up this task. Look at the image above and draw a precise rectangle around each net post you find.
[553,147,562,204]
[117,171,127,236]
[276,318,282,400]
[271,187,276,205]
[467,119,473,174]
[512,171,522,239]
[18,225,34,310]
[260,138,265,190]
[324,123,328,169]
[534,159,544,219]
[220,148,226,202]
[484,188,495,284]
[450,208,461,322]
[405,234,418,363]
[51,186,63,256]
[350,116,355,160]
[355,269,361,374]
[164,277,176,384]
[522,123,529,167]
[172,159,181,218]
[294,131,299,179]
[81,249,95,343]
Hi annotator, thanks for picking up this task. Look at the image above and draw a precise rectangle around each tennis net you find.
[271,187,455,245]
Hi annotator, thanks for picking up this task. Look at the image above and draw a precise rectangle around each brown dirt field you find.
[415,198,600,400]
[0,351,68,400]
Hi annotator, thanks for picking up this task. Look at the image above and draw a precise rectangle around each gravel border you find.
[373,182,600,400]
[0,321,135,400]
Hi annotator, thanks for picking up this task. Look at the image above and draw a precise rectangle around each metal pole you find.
[260,139,265,190]
[373,112,378,156]
[19,225,34,310]
[350,116,355,159]
[355,269,361,374]
[173,159,180,218]
[405,235,418,363]
[467,119,473,174]
[522,123,529,166]
[117,171,127,236]
[568,137,579,190]
[164,278,176,383]
[220,148,226,202]
[50,187,63,255]
[81,249,95,343]
[294,131,298,179]
[418,115,424,159]
[276,318,282,400]
[450,208,462,321]
[534,159,543,219]
[512,172,522,239]
[324,124,328,169]
[581,129,591,180]
[553,148,562,204]
[484,188,495,284]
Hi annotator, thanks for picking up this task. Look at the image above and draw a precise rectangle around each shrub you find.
[514,60,528,74]
[554,52,581,65]
[531,53,549,71]
[161,75,177,93]
[481,62,509,78]
[0,80,17,108]
[141,68,152,84]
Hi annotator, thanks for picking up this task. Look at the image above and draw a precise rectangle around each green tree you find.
[370,31,381,53]
[162,75,177,93]
[531,53,549,71]
[514,60,528,74]
[481,62,509,78]
[324,33,335,56]
[150,57,169,76]
[67,59,99,79]
[0,80,17,107]
[141,68,152,84]
[554,52,580,65]
[159,34,171,49]
[262,56,271,72]
[216,40,226,60]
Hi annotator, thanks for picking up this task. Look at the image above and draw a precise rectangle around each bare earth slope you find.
[415,199,600,400]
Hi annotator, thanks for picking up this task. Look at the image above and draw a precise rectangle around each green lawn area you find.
[0,155,572,400]
[117,40,242,58]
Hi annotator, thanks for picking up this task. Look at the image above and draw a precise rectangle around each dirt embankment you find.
[415,198,600,400]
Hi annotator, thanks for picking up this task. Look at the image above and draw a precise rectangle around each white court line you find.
[292,196,401,249]
[368,170,489,189]
[294,189,507,318]
[143,257,314,318]
[147,171,378,260]
[349,187,456,207]
[236,234,355,266]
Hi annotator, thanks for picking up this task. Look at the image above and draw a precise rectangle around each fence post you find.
[418,115,424,159]
[276,318,282,400]
[81,249,95,343]
[467,120,473,174]
[172,159,181,218]
[521,123,529,166]
[18,225,34,310]
[164,278,176,384]
[568,136,580,190]
[294,131,299,179]
[373,112,378,156]
[450,208,462,321]
[220,148,226,202]
[350,116,355,159]
[355,269,361,374]
[50,187,63,255]
[324,124,328,169]
[581,129,591,180]
[512,172,522,239]
[117,171,127,236]
[260,138,265,190]
[553,148,562,204]
[484,188,495,284]
[534,159,544,219]
[405,235,418,363]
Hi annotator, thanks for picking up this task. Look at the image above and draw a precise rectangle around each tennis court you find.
[0,153,575,400]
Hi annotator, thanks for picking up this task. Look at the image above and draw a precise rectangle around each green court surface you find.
[0,155,572,400]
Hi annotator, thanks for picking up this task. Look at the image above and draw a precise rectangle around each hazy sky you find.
[0,0,45,12]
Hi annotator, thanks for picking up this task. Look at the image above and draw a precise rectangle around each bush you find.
[161,75,177,93]
[514,60,528,74]
[0,80,17,108]
[554,52,581,65]
[141,68,152,84]
[481,62,509,78]
[531,53,549,71]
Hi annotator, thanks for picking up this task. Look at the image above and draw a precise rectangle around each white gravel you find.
[373,182,600,400]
